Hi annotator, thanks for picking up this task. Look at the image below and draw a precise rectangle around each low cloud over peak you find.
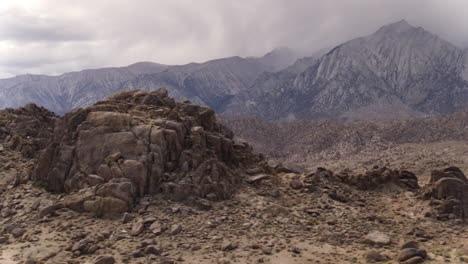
[1,0,467,78]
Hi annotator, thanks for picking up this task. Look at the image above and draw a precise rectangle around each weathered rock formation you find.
[0,103,56,158]
[336,166,419,190]
[302,166,419,192]
[63,178,135,217]
[33,88,265,216]
[422,167,468,220]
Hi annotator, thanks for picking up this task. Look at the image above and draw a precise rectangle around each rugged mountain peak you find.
[126,61,170,74]
[262,47,295,60]
[256,46,298,71]
[226,20,467,120]
[369,19,447,48]
[375,19,417,35]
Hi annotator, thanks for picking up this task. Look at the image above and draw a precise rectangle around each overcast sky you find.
[0,0,467,78]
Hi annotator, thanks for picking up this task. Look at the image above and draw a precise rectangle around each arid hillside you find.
[221,111,468,179]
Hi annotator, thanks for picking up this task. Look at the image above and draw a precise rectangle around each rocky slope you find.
[1,156,467,263]
[118,56,280,113]
[221,111,468,175]
[0,91,467,263]
[226,20,468,120]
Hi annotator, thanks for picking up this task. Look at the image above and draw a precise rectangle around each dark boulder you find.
[422,167,467,220]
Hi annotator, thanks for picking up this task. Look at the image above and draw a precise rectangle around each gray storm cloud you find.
[0,8,92,42]
[0,0,467,78]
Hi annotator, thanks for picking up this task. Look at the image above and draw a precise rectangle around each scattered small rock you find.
[30,200,41,211]
[364,250,387,262]
[149,221,164,235]
[0,236,8,244]
[363,231,391,246]
[246,174,271,184]
[398,248,427,262]
[169,224,182,235]
[290,246,301,254]
[94,256,115,264]
[221,241,238,251]
[130,220,145,236]
[1,207,13,218]
[144,245,162,255]
[401,241,419,250]
[195,198,212,210]
[289,177,303,190]
[160,257,175,264]
[131,249,144,258]
[402,256,425,264]
[11,227,26,238]
[261,246,273,255]
[23,246,58,262]
[121,212,132,224]
[140,239,155,247]
[39,203,64,218]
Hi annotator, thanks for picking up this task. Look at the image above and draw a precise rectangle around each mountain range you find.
[1,20,467,120]
[226,20,468,120]
[0,47,297,115]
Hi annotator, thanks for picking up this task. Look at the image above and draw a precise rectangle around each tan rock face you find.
[33,88,264,215]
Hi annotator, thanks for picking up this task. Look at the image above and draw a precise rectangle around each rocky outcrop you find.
[337,167,419,190]
[33,88,265,216]
[0,103,56,158]
[422,167,468,220]
[303,166,419,192]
